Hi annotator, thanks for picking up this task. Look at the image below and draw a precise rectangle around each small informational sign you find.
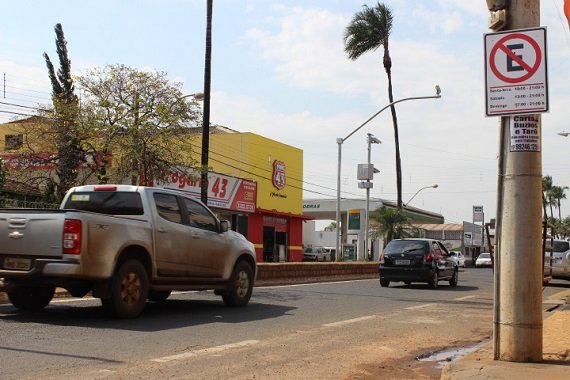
[484,27,548,116]
[509,114,541,152]
[464,232,473,245]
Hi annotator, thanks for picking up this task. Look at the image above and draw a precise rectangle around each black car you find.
[378,238,458,289]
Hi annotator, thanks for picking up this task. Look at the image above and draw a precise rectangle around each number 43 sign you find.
[484,27,548,117]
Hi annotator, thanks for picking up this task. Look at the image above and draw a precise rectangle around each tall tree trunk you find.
[383,48,401,210]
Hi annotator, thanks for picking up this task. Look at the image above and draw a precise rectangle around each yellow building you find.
[0,118,308,262]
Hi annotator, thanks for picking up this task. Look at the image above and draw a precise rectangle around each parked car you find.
[449,251,466,268]
[544,239,570,283]
[323,247,337,262]
[303,246,327,262]
[378,238,459,289]
[475,252,493,267]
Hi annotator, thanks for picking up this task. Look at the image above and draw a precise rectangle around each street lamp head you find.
[435,85,441,96]
[367,133,381,144]
[558,132,569,137]
[432,184,439,189]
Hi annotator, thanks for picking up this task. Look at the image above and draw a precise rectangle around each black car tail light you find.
[424,253,433,263]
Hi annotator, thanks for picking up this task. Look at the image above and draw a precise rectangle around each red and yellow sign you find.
[161,170,257,213]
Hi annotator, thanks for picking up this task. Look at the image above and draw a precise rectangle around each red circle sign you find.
[489,33,541,84]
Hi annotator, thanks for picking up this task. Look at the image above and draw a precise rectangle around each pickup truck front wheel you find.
[222,261,254,307]
[102,260,149,318]
[8,285,55,311]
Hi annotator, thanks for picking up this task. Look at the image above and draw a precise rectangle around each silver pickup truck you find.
[0,185,257,318]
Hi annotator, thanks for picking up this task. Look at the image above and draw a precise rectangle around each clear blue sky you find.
[1,0,570,224]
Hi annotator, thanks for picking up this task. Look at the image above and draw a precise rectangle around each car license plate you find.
[395,259,410,265]
[3,257,32,271]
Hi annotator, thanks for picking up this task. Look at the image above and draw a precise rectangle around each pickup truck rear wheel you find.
[222,261,254,307]
[102,260,149,318]
[8,285,55,311]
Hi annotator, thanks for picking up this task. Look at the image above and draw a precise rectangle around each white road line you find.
[151,340,260,363]
[453,295,478,301]
[322,315,376,327]
[404,303,436,310]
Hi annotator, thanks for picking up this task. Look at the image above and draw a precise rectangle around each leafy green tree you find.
[344,3,403,209]
[369,206,417,246]
[43,23,83,201]
[77,64,202,185]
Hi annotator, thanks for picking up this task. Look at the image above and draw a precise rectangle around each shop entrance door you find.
[263,226,276,262]
[275,231,288,262]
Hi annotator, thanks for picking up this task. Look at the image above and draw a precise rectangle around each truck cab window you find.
[183,198,217,232]
[153,193,182,224]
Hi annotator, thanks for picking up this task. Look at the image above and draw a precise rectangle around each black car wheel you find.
[8,285,55,311]
[449,268,459,287]
[380,279,390,287]
[429,271,439,289]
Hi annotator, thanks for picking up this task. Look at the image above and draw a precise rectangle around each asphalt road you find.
[0,268,567,380]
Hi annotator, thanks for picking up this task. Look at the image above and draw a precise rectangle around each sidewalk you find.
[441,289,570,380]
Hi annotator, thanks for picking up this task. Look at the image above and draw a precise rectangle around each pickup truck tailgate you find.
[0,211,66,258]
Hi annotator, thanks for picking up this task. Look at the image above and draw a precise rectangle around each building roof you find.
[414,223,464,232]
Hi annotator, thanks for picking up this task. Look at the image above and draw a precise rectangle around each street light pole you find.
[364,134,381,261]
[335,86,442,261]
[405,184,438,206]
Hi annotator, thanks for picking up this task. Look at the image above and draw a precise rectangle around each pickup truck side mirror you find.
[220,220,231,232]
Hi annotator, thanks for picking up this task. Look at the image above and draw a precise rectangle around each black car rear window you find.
[63,191,144,215]
[553,241,570,252]
[384,240,429,255]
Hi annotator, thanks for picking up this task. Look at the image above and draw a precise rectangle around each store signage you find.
[347,209,361,231]
[473,206,484,223]
[272,160,286,190]
[464,232,473,245]
[161,170,257,213]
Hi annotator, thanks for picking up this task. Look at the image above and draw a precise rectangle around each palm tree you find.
[344,3,403,209]
[550,185,568,221]
[369,206,413,246]
[542,175,554,219]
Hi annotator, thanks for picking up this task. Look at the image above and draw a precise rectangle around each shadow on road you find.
[0,292,296,332]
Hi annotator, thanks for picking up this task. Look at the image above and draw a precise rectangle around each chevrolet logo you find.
[8,231,24,239]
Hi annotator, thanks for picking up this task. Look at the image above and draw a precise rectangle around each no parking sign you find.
[484,27,548,117]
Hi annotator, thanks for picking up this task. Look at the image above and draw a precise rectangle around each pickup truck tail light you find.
[63,219,82,255]
[424,253,433,263]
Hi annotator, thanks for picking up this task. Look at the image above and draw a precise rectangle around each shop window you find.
[5,134,23,150]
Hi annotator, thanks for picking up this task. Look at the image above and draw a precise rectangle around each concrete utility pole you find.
[491,0,543,362]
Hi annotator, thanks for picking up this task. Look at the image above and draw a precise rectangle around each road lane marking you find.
[322,315,376,327]
[404,303,436,310]
[151,340,260,363]
[453,295,477,301]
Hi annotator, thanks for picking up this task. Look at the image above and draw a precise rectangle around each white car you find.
[475,252,493,267]
[544,240,570,282]
[449,251,466,268]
